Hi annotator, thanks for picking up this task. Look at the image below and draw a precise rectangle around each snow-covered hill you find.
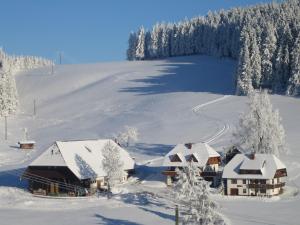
[0,55,300,225]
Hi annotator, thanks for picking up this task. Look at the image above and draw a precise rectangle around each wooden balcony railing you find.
[248,182,285,189]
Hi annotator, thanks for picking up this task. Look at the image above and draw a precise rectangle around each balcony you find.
[162,170,177,176]
[201,171,217,177]
[248,182,285,189]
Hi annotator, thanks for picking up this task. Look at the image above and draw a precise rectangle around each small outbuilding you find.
[22,139,135,196]
[222,153,287,196]
[162,142,221,186]
[18,140,35,149]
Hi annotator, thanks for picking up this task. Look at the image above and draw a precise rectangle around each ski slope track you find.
[192,95,231,144]
[0,55,300,225]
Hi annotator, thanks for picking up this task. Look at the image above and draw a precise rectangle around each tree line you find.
[127,0,300,96]
[0,48,54,116]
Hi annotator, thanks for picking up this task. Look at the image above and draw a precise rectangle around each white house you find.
[222,153,287,196]
[162,142,221,186]
[23,139,135,196]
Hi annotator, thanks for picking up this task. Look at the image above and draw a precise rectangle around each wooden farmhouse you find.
[22,139,135,196]
[222,153,287,196]
[162,142,221,186]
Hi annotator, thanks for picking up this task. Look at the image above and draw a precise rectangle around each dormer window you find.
[170,154,182,162]
[186,154,198,162]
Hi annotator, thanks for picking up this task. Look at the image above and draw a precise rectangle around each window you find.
[243,180,246,184]
[231,179,237,184]
[243,189,247,194]
[260,180,266,184]
[261,189,266,194]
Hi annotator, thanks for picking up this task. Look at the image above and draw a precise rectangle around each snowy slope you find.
[0,55,300,225]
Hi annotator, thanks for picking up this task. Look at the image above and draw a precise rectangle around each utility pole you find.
[175,204,179,225]
[4,116,7,140]
[33,99,36,116]
[51,63,54,75]
[59,52,62,65]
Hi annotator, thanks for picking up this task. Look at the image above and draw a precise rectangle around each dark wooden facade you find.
[23,166,89,196]
[207,156,221,165]
[19,142,35,149]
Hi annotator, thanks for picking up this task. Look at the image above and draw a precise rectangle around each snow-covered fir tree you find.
[102,141,124,197]
[174,162,225,225]
[235,29,253,95]
[0,60,18,116]
[135,27,146,60]
[127,0,300,96]
[127,32,138,60]
[286,32,300,96]
[233,90,286,156]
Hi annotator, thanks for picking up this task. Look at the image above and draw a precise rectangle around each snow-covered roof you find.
[162,142,220,167]
[18,140,36,144]
[222,154,286,179]
[30,139,135,180]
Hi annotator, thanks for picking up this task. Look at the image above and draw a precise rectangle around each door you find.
[230,188,239,196]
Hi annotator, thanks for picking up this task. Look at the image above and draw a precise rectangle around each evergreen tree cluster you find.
[127,0,300,96]
[0,48,54,116]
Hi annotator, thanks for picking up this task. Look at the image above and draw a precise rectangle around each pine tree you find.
[260,23,277,88]
[286,33,300,96]
[249,27,262,89]
[127,32,138,60]
[135,27,146,60]
[235,29,253,95]
[233,90,286,156]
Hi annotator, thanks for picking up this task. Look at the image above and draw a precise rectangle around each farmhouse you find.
[222,153,287,196]
[162,142,221,186]
[22,139,135,196]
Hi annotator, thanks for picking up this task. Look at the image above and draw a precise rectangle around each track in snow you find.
[192,95,230,113]
[192,95,230,144]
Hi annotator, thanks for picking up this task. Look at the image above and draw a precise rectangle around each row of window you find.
[231,178,280,184]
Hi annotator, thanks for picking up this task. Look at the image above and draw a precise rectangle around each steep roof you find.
[162,142,220,167]
[30,139,135,180]
[222,154,286,179]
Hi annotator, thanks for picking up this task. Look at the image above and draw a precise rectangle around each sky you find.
[0,0,276,64]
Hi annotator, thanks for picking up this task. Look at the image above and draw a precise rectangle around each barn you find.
[22,139,135,196]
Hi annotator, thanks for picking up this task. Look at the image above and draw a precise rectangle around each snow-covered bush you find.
[115,126,139,147]
[233,90,286,156]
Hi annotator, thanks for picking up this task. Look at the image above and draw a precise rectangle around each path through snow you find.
[192,95,231,144]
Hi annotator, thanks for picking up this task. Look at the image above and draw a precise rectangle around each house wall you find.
[226,178,285,196]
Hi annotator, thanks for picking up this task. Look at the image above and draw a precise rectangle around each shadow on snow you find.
[0,168,27,188]
[95,214,142,225]
[120,56,236,95]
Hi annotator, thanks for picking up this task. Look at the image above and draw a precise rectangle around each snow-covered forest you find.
[127,0,300,96]
[0,48,53,116]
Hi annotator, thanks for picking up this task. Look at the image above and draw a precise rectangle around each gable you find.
[30,143,67,167]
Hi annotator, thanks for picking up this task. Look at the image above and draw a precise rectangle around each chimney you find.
[185,143,193,149]
[249,152,255,160]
